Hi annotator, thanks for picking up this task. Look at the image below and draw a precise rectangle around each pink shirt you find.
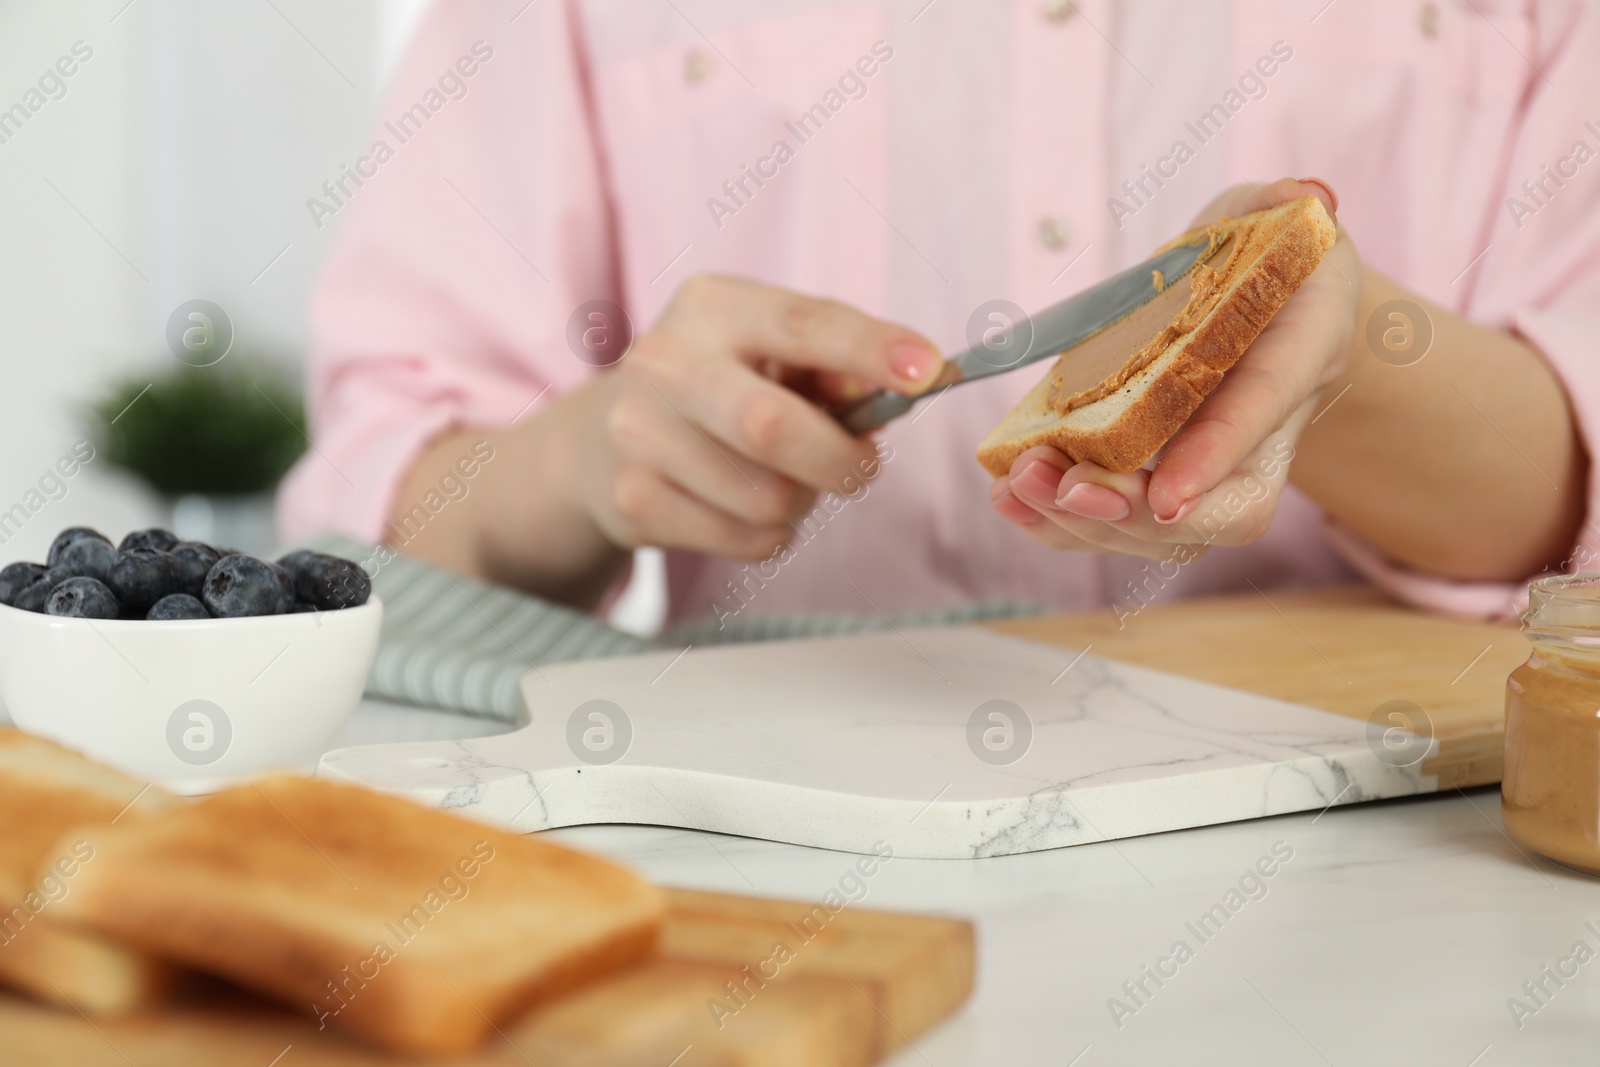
[280,0,1600,625]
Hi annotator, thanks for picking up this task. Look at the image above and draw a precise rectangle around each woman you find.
[280,0,1598,626]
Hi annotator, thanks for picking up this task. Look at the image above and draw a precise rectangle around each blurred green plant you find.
[90,362,307,496]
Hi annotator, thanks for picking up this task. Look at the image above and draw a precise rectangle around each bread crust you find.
[50,775,666,1055]
[976,196,1336,477]
[0,729,181,1015]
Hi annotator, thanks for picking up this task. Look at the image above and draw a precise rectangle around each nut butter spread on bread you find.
[48,775,664,1056]
[976,195,1336,476]
[0,728,182,1015]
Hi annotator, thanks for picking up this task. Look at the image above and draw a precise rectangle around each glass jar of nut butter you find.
[1503,575,1600,874]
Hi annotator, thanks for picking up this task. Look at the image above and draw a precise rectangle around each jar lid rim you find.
[1525,574,1600,639]
[1531,574,1600,594]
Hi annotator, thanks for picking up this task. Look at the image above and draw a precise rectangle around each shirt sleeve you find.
[277,0,618,543]
[1322,0,1600,621]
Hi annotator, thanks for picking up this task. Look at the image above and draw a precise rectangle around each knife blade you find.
[829,234,1219,434]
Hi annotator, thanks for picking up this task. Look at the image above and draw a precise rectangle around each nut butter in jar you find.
[1503,575,1600,874]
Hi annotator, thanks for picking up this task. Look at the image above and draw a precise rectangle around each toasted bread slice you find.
[977,195,1336,476]
[49,775,665,1055]
[0,728,182,1014]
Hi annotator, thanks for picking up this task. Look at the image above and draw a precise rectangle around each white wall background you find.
[0,0,428,562]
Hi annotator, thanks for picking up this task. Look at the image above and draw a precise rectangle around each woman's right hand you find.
[553,274,943,562]
[395,275,939,604]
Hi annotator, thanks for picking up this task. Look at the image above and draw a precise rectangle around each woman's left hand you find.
[989,176,1360,560]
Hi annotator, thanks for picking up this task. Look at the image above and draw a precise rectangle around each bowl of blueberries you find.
[0,526,383,792]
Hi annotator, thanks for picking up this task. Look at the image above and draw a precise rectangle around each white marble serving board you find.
[317,627,1435,859]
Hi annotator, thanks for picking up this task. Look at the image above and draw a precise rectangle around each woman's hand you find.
[989,177,1359,560]
[392,275,941,607]
[557,274,941,560]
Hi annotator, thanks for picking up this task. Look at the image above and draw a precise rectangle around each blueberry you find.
[169,541,222,598]
[277,549,316,577]
[0,562,49,606]
[106,548,183,609]
[266,560,295,614]
[291,600,319,613]
[147,593,210,620]
[118,528,180,554]
[57,537,117,583]
[13,570,66,613]
[279,551,372,610]
[45,577,121,620]
[47,528,111,568]
[203,554,285,617]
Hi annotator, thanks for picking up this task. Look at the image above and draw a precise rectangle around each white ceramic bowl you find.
[0,597,382,793]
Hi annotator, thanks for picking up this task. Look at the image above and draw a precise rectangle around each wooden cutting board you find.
[984,585,1526,788]
[0,888,973,1066]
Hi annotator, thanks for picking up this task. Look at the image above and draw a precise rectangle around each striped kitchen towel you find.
[302,534,1044,721]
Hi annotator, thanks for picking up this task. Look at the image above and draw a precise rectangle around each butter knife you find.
[829,234,1217,434]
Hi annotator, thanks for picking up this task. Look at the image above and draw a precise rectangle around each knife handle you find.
[828,356,971,433]
[829,390,915,434]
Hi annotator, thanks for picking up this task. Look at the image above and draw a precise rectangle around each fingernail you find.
[888,342,941,385]
[1296,176,1339,214]
[1013,460,1066,510]
[1154,498,1201,525]
[1056,482,1131,521]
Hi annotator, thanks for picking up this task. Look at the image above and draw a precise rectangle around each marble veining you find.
[318,628,1434,858]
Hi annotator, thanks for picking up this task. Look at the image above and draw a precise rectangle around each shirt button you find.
[1418,3,1439,37]
[684,48,712,83]
[1041,0,1078,22]
[1037,216,1071,251]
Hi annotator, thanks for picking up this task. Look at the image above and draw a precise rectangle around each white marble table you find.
[334,698,1600,1066]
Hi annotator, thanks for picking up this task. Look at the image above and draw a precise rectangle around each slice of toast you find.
[977,195,1336,476]
[48,774,665,1055]
[0,728,182,1014]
